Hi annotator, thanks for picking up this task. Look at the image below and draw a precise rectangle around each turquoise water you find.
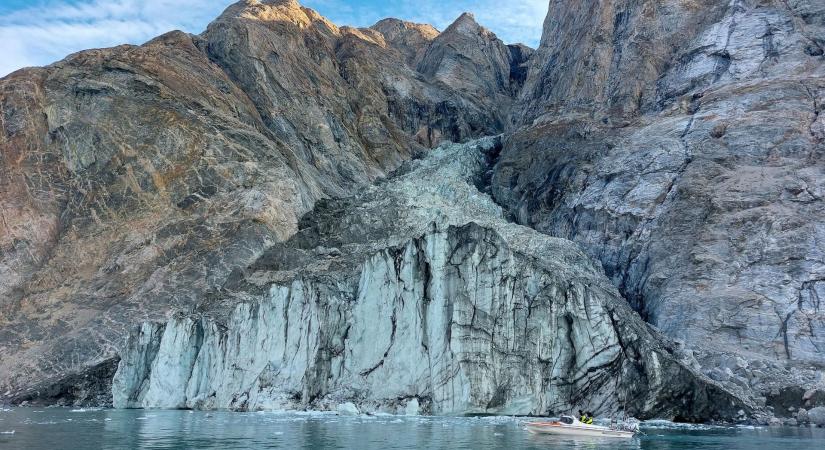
[1,408,823,449]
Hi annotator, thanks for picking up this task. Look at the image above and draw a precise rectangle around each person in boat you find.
[583,412,594,424]
[578,410,586,422]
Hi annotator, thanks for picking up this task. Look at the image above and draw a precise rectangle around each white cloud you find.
[0,0,548,77]
[0,0,230,76]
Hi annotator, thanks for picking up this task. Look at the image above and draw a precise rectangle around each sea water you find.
[0,408,823,449]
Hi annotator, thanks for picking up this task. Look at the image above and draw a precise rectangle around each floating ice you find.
[642,419,725,431]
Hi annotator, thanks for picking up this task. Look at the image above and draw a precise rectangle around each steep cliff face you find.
[516,0,824,124]
[516,0,725,123]
[112,138,751,420]
[0,0,522,403]
[494,0,825,372]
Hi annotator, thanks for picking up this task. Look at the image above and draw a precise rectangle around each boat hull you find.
[525,422,635,439]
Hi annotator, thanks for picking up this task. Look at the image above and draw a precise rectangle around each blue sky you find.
[0,0,548,77]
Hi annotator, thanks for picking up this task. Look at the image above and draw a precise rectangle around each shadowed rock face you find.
[112,138,752,420]
[494,0,825,372]
[0,0,523,403]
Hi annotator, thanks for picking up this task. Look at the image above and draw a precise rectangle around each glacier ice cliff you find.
[113,138,751,420]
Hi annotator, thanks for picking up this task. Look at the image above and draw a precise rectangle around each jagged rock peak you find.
[339,26,387,48]
[371,18,439,67]
[417,11,515,103]
[371,18,439,40]
[453,12,477,25]
[444,12,488,35]
[261,0,299,5]
[217,0,337,31]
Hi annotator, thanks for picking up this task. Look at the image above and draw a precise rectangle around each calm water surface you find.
[1,408,823,449]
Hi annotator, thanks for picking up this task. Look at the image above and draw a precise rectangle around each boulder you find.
[808,407,825,427]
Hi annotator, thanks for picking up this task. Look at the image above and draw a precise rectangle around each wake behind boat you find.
[525,415,638,439]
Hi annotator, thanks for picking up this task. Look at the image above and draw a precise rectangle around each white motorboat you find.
[525,415,637,439]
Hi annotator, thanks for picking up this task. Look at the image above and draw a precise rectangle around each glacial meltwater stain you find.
[0,408,823,449]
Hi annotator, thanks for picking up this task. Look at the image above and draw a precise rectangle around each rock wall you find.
[516,0,824,124]
[113,138,751,420]
[494,0,825,367]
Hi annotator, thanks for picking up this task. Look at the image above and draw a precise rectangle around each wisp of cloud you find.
[0,0,547,77]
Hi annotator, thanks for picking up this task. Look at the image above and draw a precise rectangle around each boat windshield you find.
[560,416,574,425]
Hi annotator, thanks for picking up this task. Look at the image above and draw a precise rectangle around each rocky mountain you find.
[1,0,824,423]
[0,0,518,405]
